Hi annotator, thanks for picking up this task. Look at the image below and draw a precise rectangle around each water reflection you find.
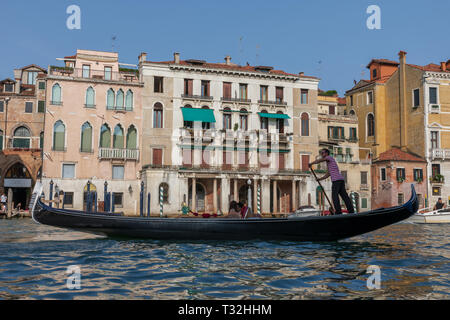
[0,219,448,299]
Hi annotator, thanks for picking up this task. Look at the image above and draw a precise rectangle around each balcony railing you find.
[182,94,213,101]
[432,149,450,160]
[99,148,139,160]
[221,97,251,103]
[48,67,139,83]
[430,175,445,184]
[258,99,287,106]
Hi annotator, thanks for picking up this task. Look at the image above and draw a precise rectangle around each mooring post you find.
[86,181,91,213]
[104,181,108,210]
[49,180,54,208]
[140,181,144,217]
[62,192,66,209]
[351,192,358,214]
[159,186,163,217]
[111,192,115,213]
[147,192,151,217]
[105,192,110,213]
[257,184,261,215]
[94,192,98,212]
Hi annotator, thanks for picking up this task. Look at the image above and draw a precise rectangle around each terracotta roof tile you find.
[375,148,426,162]
[408,63,449,73]
[366,59,399,68]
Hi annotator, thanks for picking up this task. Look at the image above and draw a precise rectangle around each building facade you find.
[0,64,47,208]
[41,50,144,214]
[317,94,372,211]
[139,53,320,215]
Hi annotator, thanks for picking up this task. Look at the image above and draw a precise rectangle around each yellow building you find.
[346,51,450,207]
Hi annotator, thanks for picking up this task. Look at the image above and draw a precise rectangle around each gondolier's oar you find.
[310,167,335,214]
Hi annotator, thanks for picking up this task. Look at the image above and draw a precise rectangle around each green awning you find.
[182,108,216,123]
[258,112,290,119]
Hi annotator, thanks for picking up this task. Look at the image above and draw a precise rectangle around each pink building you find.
[42,50,143,214]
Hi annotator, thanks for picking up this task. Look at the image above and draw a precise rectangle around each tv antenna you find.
[112,35,117,51]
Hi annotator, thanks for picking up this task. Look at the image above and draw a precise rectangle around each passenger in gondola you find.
[227,201,242,219]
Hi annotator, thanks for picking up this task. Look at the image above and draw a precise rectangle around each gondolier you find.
[309,149,355,215]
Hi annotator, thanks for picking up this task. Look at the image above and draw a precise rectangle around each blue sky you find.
[1,0,449,95]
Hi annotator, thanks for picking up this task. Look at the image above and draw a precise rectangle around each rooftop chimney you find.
[398,50,407,66]
[174,52,180,64]
[441,62,447,72]
[13,69,21,94]
[138,52,147,63]
[225,56,231,65]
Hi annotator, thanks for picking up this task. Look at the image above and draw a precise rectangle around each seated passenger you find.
[227,201,242,219]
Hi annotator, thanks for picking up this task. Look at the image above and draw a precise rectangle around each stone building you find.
[0,64,47,208]
[41,50,144,214]
[138,52,320,214]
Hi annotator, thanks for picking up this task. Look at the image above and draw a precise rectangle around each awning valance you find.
[182,108,216,123]
[258,112,290,119]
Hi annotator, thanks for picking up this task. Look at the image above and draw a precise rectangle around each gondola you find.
[31,185,419,242]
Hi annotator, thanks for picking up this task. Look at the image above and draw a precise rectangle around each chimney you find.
[138,52,147,63]
[441,62,447,72]
[398,50,408,151]
[398,50,407,66]
[174,52,180,64]
[224,56,231,65]
[299,72,304,76]
[13,69,21,94]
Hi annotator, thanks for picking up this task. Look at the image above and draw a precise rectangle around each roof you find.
[375,148,426,163]
[144,59,319,80]
[20,64,47,73]
[408,63,450,73]
[366,59,399,68]
[0,78,16,84]
[337,97,346,105]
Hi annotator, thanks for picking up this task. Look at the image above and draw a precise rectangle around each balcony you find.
[48,67,139,83]
[430,175,445,184]
[430,104,440,113]
[99,148,139,161]
[182,94,213,101]
[258,99,287,107]
[221,97,251,104]
[432,149,450,160]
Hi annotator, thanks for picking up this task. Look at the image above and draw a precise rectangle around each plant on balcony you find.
[119,67,139,75]
[430,174,444,183]
[415,178,423,184]
[50,66,74,73]
[234,123,239,131]
[397,177,405,183]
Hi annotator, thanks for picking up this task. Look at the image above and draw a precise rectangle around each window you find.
[240,110,248,130]
[85,87,95,108]
[275,87,284,102]
[367,113,375,137]
[100,124,111,148]
[38,82,46,90]
[0,130,3,151]
[13,126,31,148]
[301,89,308,104]
[113,125,124,149]
[113,193,123,207]
[432,164,441,177]
[25,102,33,113]
[159,183,169,204]
[260,85,268,102]
[276,112,285,133]
[239,84,248,100]
[367,91,373,104]
[380,168,387,181]
[184,79,193,96]
[152,148,163,166]
[432,187,441,196]
[62,164,75,179]
[260,110,269,130]
[125,90,133,111]
[413,89,420,108]
[301,155,310,172]
[82,65,91,78]
[223,108,232,130]
[398,193,404,205]
[27,71,38,85]
[52,84,62,105]
[0,101,4,112]
[362,198,368,209]
[4,83,13,92]
[53,121,65,151]
[39,132,44,149]
[38,101,45,113]
[107,89,115,109]
[431,131,439,149]
[350,95,354,106]
[396,168,406,181]
[223,82,232,99]
[201,106,211,130]
[413,169,423,182]
[361,171,368,185]
[63,192,74,208]
[104,67,112,81]
[429,87,438,105]
[116,90,124,109]
[301,113,309,136]
[80,122,92,152]
[112,165,124,180]
[329,105,335,115]
[153,103,163,128]
[154,77,164,93]
[372,69,377,79]
[201,80,210,97]
[349,109,355,116]
[126,125,137,149]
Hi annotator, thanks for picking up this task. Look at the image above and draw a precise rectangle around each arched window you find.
[116,89,124,109]
[100,124,111,148]
[349,110,355,116]
[85,87,95,108]
[260,110,269,130]
[223,107,232,130]
[153,103,163,128]
[13,126,31,148]
[6,163,31,179]
[240,109,248,131]
[367,113,375,136]
[113,124,124,149]
[39,131,44,150]
[107,89,115,110]
[125,90,133,111]
[276,111,285,133]
[183,104,193,128]
[201,106,210,130]
[159,183,169,204]
[53,121,65,151]
[80,122,93,152]
[0,130,3,151]
[126,125,137,149]
[301,113,309,136]
[52,83,62,105]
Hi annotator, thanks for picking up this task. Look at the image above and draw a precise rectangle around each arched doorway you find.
[238,184,251,205]
[83,182,97,210]
[269,182,281,213]
[4,163,32,209]
[188,183,205,212]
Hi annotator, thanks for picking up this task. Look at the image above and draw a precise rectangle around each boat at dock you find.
[409,207,450,224]
[31,184,419,242]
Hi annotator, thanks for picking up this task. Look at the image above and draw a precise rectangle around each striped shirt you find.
[326,156,345,182]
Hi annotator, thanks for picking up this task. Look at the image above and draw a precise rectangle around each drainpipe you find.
[4,97,10,148]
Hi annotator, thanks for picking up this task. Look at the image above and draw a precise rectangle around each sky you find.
[0,0,449,95]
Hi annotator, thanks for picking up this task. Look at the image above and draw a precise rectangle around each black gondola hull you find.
[32,185,419,242]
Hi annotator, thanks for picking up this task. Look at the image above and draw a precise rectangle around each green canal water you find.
[0,219,448,299]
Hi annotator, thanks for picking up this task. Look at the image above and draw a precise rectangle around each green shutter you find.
[125,91,133,111]
[39,82,46,90]
[107,90,115,109]
[38,101,45,113]
[0,134,3,151]
[100,126,111,148]
[113,126,124,148]
[126,127,137,149]
[53,122,65,151]
[81,124,92,152]
[362,198,368,209]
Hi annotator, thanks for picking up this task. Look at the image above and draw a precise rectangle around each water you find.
[0,219,448,300]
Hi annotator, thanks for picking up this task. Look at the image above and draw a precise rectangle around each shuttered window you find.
[38,101,45,113]
[413,89,420,107]
[62,164,75,179]
[112,165,124,180]
[25,102,33,113]
[301,155,310,171]
[429,87,437,104]
[223,82,232,99]
[153,148,163,166]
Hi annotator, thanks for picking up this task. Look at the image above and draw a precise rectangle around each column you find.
[292,180,296,211]
[221,177,230,213]
[234,179,238,202]
[261,178,270,214]
[192,177,196,212]
[272,180,277,213]
[213,178,218,213]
